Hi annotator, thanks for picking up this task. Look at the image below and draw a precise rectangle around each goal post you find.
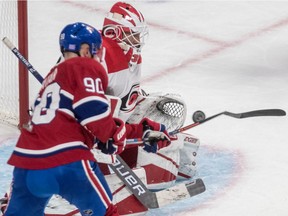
[18,0,29,127]
[0,0,29,127]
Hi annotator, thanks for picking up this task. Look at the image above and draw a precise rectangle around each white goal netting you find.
[0,1,19,126]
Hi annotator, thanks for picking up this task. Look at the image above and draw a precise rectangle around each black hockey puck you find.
[192,110,206,123]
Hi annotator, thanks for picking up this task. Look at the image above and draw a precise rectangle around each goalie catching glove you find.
[141,118,172,153]
[96,118,127,155]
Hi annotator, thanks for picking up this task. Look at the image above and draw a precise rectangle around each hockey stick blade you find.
[155,178,205,208]
[223,109,286,118]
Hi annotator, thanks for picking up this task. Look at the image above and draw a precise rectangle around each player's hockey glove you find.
[140,118,171,153]
[96,118,127,155]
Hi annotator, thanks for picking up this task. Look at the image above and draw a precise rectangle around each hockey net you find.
[0,1,29,127]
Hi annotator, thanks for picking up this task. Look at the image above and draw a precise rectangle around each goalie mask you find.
[102,2,149,69]
[59,22,102,57]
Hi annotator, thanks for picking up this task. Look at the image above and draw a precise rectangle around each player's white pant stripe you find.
[81,160,112,208]
[14,141,87,155]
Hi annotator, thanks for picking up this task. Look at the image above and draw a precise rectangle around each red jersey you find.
[8,57,118,169]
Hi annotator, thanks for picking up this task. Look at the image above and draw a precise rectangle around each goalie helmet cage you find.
[0,0,29,128]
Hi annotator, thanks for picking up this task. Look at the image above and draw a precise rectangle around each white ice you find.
[1,1,288,216]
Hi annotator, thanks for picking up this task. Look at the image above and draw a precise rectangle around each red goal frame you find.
[18,0,29,127]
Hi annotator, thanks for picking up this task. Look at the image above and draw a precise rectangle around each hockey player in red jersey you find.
[4,22,126,216]
[3,21,172,216]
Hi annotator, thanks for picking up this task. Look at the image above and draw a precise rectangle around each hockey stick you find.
[127,109,286,144]
[3,37,205,209]
[2,37,44,83]
[170,109,286,135]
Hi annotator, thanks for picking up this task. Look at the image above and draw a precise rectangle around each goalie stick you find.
[44,176,205,216]
[108,155,205,209]
[2,37,206,210]
[126,109,286,144]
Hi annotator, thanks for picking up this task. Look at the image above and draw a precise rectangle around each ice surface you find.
[1,1,287,215]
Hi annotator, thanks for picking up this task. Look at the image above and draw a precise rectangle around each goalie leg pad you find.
[136,132,200,189]
[177,133,200,180]
[136,144,181,190]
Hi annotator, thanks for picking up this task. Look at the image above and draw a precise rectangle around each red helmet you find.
[102,2,148,52]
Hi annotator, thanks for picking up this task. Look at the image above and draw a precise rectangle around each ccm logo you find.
[184,137,198,143]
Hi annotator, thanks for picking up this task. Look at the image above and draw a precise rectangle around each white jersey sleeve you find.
[102,37,142,122]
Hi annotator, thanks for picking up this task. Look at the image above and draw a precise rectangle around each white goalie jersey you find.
[100,36,142,122]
